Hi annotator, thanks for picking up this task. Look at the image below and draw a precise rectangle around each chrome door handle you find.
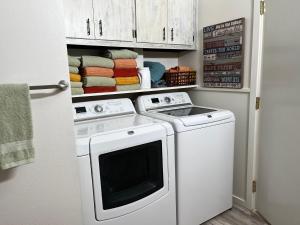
[99,20,103,36]
[86,18,91,36]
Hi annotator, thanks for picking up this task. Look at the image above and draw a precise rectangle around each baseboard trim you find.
[233,195,248,208]
[253,210,272,225]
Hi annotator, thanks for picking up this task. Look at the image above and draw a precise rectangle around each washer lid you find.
[157,107,233,127]
[158,107,216,117]
[74,114,155,139]
[74,114,174,156]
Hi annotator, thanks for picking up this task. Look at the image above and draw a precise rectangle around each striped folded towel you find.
[70,73,81,82]
[114,59,137,69]
[115,76,140,85]
[82,67,114,77]
[71,81,83,88]
[81,56,114,68]
[82,76,116,87]
[106,49,138,59]
[68,56,81,67]
[116,84,141,91]
[71,88,84,95]
[69,66,79,74]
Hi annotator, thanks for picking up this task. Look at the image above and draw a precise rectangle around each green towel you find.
[106,49,138,59]
[83,77,116,87]
[81,56,114,68]
[71,81,83,88]
[69,66,79,74]
[71,88,84,95]
[68,56,81,67]
[116,84,141,91]
[0,84,34,170]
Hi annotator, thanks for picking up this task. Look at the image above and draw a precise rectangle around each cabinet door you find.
[63,0,94,39]
[136,0,168,44]
[93,0,134,42]
[168,0,194,45]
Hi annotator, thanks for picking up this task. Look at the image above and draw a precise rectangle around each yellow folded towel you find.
[115,76,140,85]
[70,73,81,82]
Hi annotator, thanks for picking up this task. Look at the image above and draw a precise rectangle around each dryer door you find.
[90,125,169,221]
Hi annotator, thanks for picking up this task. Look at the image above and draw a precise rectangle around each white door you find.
[63,0,94,39]
[256,0,300,224]
[136,0,168,44]
[0,1,82,225]
[93,0,134,41]
[168,0,194,45]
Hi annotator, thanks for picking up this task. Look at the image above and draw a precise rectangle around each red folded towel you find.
[84,86,116,93]
[114,68,138,77]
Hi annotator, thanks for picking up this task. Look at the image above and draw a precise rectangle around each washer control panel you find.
[73,98,136,121]
[137,92,192,111]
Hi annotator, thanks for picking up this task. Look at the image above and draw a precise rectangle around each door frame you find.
[246,0,265,209]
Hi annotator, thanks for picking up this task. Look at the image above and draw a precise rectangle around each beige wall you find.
[0,0,82,224]
[180,0,254,207]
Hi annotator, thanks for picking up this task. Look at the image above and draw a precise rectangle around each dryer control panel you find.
[136,92,193,112]
[73,98,136,121]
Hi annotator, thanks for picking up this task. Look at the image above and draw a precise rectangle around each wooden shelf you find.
[72,85,198,98]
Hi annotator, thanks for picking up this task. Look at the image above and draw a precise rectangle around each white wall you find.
[0,1,83,224]
[143,50,179,69]
[180,0,254,207]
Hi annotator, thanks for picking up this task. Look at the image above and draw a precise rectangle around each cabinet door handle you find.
[99,20,103,36]
[171,28,174,41]
[86,18,91,36]
[163,27,166,41]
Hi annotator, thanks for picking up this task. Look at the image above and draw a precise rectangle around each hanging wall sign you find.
[203,18,245,89]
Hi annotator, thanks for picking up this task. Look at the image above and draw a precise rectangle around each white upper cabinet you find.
[63,0,94,39]
[136,0,168,44]
[63,0,196,49]
[168,0,194,45]
[93,0,134,41]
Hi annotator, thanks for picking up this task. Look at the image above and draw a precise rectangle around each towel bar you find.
[29,80,69,91]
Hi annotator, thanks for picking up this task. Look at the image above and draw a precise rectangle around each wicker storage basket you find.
[164,71,196,86]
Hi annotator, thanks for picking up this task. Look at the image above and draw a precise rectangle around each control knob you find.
[94,105,104,113]
[164,97,171,104]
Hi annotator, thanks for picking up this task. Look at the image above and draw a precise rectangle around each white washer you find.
[136,92,235,225]
[73,98,176,225]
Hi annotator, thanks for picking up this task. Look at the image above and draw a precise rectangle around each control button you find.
[94,105,104,113]
[164,97,171,104]
[128,131,135,135]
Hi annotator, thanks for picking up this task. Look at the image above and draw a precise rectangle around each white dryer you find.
[73,98,176,225]
[136,92,235,225]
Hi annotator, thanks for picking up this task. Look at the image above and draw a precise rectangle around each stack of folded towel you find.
[68,56,84,95]
[106,49,141,91]
[81,56,116,93]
